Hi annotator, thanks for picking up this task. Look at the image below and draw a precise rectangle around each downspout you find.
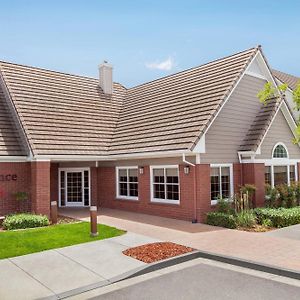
[182,153,197,223]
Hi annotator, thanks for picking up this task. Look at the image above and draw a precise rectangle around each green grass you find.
[0,222,125,259]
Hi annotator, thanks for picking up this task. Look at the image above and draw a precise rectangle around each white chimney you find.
[99,61,113,95]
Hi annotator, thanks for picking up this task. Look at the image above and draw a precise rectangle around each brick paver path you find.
[60,208,300,272]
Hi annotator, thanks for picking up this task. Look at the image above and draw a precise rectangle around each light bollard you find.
[90,206,98,237]
[50,201,58,224]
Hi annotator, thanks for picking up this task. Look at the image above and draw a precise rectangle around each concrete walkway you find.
[60,208,300,273]
[0,232,160,300]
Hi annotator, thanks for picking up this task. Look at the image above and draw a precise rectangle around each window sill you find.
[151,199,180,205]
[116,196,138,201]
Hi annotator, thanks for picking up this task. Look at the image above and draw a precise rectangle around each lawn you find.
[0,222,125,259]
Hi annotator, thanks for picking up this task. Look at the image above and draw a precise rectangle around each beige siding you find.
[257,110,300,159]
[201,75,266,163]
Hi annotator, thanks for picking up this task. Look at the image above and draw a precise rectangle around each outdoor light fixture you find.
[139,166,144,174]
[184,166,190,174]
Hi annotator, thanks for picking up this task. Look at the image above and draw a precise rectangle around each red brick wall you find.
[195,164,211,223]
[0,162,31,215]
[242,163,265,207]
[98,165,196,221]
[31,161,51,217]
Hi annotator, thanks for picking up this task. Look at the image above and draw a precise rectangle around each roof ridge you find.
[0,60,125,88]
[129,46,259,90]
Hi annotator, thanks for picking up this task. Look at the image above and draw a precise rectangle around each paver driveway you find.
[60,208,300,273]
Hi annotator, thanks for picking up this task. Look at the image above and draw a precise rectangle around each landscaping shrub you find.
[206,212,237,229]
[3,213,49,230]
[254,207,300,228]
[265,184,278,208]
[236,211,256,228]
[276,184,297,208]
[216,198,235,214]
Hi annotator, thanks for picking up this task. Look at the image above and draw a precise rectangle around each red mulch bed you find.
[122,242,194,263]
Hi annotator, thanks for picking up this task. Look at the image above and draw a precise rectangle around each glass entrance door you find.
[59,168,90,207]
[66,171,83,206]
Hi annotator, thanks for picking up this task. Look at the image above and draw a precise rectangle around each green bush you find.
[254,207,300,228]
[236,211,256,228]
[206,212,237,229]
[3,213,49,230]
[276,184,297,208]
[216,199,235,214]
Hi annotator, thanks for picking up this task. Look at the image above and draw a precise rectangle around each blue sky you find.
[0,0,299,87]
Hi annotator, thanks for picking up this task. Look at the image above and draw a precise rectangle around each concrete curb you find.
[39,249,300,299]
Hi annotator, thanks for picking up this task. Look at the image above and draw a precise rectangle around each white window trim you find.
[115,166,139,201]
[210,164,234,205]
[272,142,289,159]
[150,165,180,205]
[58,167,91,207]
[265,163,297,187]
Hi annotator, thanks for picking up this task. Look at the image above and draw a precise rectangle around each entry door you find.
[66,171,84,206]
[59,168,90,207]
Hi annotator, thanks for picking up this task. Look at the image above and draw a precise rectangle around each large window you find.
[264,164,297,187]
[210,165,232,205]
[151,166,179,204]
[116,167,138,200]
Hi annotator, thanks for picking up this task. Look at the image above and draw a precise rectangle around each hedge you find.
[3,213,49,230]
[254,207,300,228]
[206,212,237,229]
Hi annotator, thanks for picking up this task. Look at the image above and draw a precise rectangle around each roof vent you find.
[99,61,113,95]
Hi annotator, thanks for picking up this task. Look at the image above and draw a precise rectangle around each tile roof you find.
[0,47,259,157]
[239,97,281,152]
[109,47,259,155]
[272,69,300,90]
[0,88,26,156]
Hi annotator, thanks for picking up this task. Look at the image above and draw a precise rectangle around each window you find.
[264,165,297,187]
[273,144,288,158]
[290,165,296,183]
[273,166,288,186]
[151,166,179,204]
[210,165,232,204]
[265,166,271,185]
[116,167,138,200]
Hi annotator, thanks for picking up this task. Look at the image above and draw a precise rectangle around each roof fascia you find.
[0,70,33,158]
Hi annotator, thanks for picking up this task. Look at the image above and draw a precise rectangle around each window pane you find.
[154,183,165,199]
[290,165,295,183]
[129,169,138,183]
[166,184,179,200]
[129,183,138,197]
[273,145,288,158]
[265,166,271,185]
[166,168,179,184]
[274,166,288,186]
[210,167,220,200]
[221,167,230,199]
[119,182,128,196]
[119,169,127,182]
[154,169,165,183]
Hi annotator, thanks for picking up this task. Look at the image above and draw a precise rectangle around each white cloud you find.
[145,56,175,71]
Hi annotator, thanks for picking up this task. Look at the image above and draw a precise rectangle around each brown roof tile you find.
[272,69,300,90]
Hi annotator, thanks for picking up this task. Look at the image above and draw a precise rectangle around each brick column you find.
[31,161,51,217]
[138,166,150,207]
[91,167,98,206]
[195,164,211,223]
[297,163,300,182]
[242,163,265,207]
